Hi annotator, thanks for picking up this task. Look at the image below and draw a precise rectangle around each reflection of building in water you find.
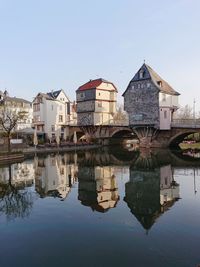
[78,166,119,212]
[160,165,179,207]
[35,154,77,200]
[124,164,180,231]
[0,161,35,187]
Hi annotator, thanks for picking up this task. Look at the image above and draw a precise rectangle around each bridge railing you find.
[108,119,129,126]
[171,119,200,128]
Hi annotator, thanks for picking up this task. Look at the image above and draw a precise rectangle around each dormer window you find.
[139,69,145,79]
[157,81,162,87]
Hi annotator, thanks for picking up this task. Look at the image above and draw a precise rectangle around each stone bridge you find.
[67,119,200,148]
[67,124,134,145]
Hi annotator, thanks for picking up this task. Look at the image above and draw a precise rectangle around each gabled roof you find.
[122,63,180,96]
[33,89,70,102]
[34,92,53,101]
[77,78,118,92]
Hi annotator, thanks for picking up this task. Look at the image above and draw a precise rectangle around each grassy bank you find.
[179,142,200,150]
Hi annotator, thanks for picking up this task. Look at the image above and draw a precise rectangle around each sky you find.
[0,0,200,111]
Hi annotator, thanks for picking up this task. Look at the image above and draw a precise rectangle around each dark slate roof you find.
[77,78,118,92]
[122,63,180,96]
[36,93,53,100]
[34,89,70,102]
[47,89,62,99]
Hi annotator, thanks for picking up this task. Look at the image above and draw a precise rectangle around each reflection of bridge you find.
[67,118,200,148]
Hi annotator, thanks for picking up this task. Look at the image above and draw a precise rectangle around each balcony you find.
[32,120,45,125]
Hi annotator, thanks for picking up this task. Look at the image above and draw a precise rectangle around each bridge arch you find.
[111,128,135,138]
[168,130,199,147]
[109,128,138,146]
[69,130,85,142]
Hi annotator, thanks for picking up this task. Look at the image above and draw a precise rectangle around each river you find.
[0,147,199,267]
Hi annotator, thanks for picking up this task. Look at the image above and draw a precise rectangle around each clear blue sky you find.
[0,0,200,110]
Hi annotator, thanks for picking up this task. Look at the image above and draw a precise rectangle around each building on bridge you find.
[76,78,117,126]
[123,64,180,130]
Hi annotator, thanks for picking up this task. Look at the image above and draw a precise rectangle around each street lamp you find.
[193,99,196,127]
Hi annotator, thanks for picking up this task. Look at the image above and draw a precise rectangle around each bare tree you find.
[112,104,128,125]
[0,106,28,152]
[175,105,193,120]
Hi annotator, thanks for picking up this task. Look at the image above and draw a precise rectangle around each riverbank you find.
[0,144,101,163]
[0,152,24,164]
[23,144,101,157]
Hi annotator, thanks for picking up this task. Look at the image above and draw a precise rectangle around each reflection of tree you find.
[0,165,34,220]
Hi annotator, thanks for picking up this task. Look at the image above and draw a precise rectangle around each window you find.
[51,105,54,110]
[33,103,40,111]
[34,115,40,122]
[147,83,151,88]
[51,125,55,132]
[162,94,166,102]
[80,93,85,98]
[158,81,162,87]
[98,101,102,107]
[60,105,63,111]
[99,92,101,96]
[164,110,167,119]
[139,70,145,79]
[59,115,63,122]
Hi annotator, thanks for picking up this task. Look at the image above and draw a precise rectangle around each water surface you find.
[0,148,200,267]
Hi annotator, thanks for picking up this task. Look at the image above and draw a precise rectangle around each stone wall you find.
[124,80,159,127]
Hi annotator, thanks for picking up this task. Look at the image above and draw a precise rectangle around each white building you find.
[0,90,33,131]
[33,89,77,141]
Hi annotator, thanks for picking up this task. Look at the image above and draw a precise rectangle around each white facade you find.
[35,154,77,199]
[160,165,180,205]
[159,92,179,130]
[33,89,77,140]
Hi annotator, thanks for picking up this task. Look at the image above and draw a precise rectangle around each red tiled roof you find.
[78,79,102,91]
[77,78,117,92]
